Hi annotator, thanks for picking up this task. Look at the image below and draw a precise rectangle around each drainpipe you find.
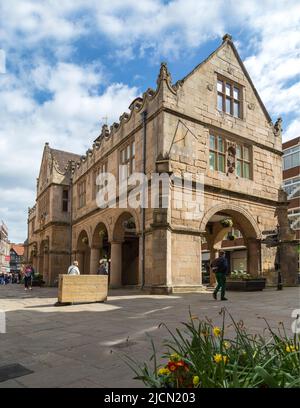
[141,110,147,289]
[69,173,73,266]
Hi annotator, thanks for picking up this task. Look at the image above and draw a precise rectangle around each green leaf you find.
[254,366,278,388]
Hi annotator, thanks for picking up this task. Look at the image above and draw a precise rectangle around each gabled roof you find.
[180,34,272,124]
[50,148,81,172]
[10,244,25,256]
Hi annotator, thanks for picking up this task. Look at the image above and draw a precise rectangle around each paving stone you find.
[0,285,299,388]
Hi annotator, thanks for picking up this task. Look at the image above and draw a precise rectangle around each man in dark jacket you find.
[211,250,228,301]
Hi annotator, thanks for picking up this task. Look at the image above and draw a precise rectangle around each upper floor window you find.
[236,144,250,179]
[78,180,86,209]
[62,189,68,212]
[209,135,225,173]
[283,145,300,170]
[93,162,108,199]
[209,134,251,179]
[120,140,135,178]
[217,78,242,118]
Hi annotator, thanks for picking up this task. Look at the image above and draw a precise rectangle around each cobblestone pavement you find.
[0,285,299,388]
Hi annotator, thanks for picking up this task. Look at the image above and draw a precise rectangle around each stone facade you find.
[27,35,298,290]
[26,144,80,285]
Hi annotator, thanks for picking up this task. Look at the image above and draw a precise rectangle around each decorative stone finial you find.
[157,61,172,86]
[273,117,282,137]
[222,33,232,42]
[101,124,109,138]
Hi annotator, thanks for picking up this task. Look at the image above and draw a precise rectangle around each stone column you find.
[43,251,49,284]
[110,241,123,288]
[90,247,100,275]
[38,254,44,276]
[280,241,298,286]
[247,238,261,277]
[138,235,143,286]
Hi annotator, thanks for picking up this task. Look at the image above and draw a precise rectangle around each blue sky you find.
[0,0,300,242]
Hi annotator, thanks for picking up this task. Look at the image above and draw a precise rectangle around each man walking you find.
[67,261,80,275]
[211,250,228,301]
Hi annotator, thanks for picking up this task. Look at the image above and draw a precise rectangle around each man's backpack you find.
[211,258,220,273]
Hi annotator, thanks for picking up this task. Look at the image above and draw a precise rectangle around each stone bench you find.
[57,274,108,305]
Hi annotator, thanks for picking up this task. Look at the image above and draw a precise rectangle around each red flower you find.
[167,361,177,372]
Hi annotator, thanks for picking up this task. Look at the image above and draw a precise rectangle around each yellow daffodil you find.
[213,327,222,337]
[169,353,180,361]
[214,354,229,364]
[158,367,170,376]
[223,341,231,349]
[193,376,200,386]
[285,344,298,353]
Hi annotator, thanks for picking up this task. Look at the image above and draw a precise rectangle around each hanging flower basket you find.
[82,237,88,244]
[220,218,233,228]
[124,218,136,230]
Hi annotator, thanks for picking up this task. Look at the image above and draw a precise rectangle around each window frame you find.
[209,134,226,173]
[78,179,86,209]
[119,139,135,178]
[236,143,251,179]
[217,76,243,119]
[93,161,108,200]
[62,189,69,212]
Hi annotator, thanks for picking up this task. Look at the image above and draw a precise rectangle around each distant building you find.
[10,244,25,275]
[282,137,300,240]
[0,222,10,274]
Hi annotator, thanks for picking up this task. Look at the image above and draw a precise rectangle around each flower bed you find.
[126,310,300,388]
[226,279,266,291]
[226,271,266,291]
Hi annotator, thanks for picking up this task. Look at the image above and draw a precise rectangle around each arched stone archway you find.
[90,222,110,276]
[200,204,261,239]
[110,212,140,287]
[201,205,261,284]
[76,230,91,275]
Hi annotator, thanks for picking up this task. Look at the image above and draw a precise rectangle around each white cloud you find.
[240,0,300,139]
[1,0,300,242]
[0,61,138,242]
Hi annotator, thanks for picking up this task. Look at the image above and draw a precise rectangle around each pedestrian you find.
[97,259,108,275]
[211,250,229,301]
[23,264,33,291]
[67,260,80,275]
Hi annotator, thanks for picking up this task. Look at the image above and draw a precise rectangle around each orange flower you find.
[167,361,177,372]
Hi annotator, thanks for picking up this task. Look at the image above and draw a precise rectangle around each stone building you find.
[27,34,298,290]
[26,144,80,284]
[0,221,10,275]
